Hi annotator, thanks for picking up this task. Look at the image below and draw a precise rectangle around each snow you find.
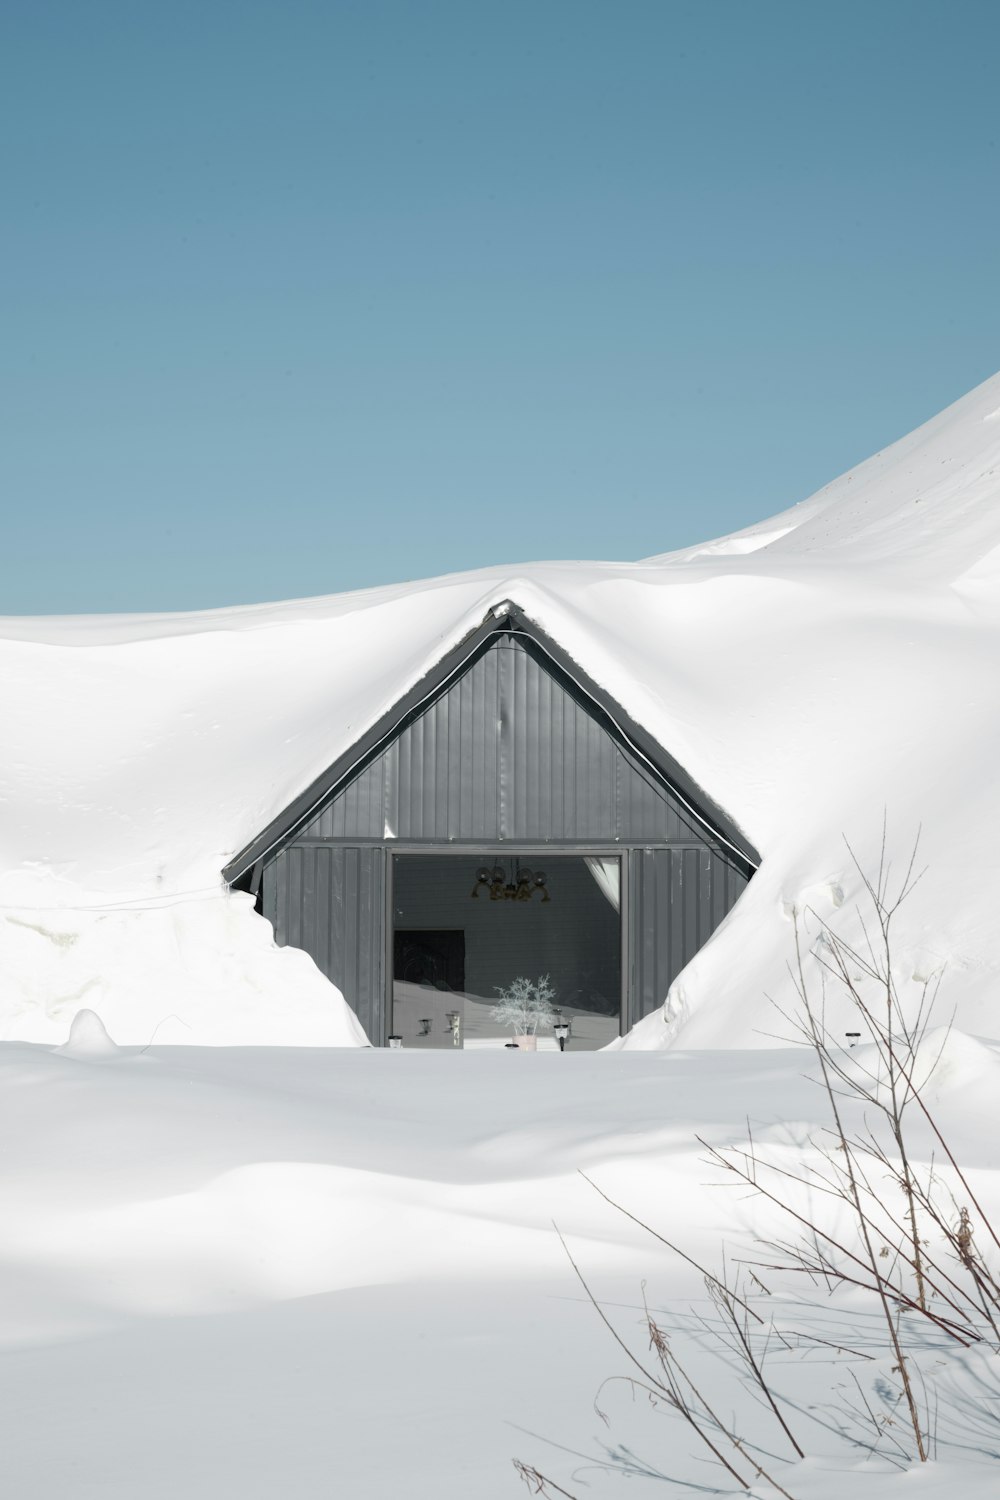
[3,372,1000,1047]
[2,374,1000,1493]
[55,1005,118,1058]
[2,1038,999,1497]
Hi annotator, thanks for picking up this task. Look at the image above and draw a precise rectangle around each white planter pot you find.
[514,1035,538,1052]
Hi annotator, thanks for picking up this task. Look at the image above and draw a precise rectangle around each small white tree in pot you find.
[491,975,557,1050]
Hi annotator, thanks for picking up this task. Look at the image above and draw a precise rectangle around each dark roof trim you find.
[508,610,760,869]
[222,600,761,882]
[223,606,506,882]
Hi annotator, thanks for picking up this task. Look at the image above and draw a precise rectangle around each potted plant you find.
[491,975,557,1051]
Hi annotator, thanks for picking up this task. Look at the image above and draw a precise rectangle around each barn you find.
[224,601,758,1048]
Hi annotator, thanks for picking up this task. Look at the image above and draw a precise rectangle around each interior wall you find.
[392,854,621,1015]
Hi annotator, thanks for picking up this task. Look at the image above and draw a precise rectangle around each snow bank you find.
[2,371,999,1044]
[3,1043,999,1496]
[0,890,367,1047]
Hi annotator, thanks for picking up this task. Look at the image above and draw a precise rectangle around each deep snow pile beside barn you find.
[1,371,999,1045]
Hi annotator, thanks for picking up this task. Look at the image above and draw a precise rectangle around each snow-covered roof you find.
[221,598,762,883]
[3,371,1000,1046]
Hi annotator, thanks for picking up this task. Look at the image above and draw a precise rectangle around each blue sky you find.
[3,0,999,613]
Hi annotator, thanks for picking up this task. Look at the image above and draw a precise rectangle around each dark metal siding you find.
[296,635,712,845]
[263,845,384,1042]
[629,846,749,1023]
[262,633,751,1040]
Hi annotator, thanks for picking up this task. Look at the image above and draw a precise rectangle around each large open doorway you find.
[389,852,623,1049]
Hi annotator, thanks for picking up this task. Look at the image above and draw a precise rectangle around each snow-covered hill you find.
[2,372,999,1046]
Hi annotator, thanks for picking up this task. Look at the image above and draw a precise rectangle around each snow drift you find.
[2,372,999,1045]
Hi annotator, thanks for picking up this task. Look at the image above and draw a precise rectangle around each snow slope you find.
[2,372,999,1045]
[3,1039,999,1498]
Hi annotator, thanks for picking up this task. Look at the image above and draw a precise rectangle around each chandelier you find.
[470,860,550,903]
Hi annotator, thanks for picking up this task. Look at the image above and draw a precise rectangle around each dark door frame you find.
[383,845,628,1048]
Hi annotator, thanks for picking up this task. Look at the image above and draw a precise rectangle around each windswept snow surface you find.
[2,372,1000,1044]
[2,1039,999,1498]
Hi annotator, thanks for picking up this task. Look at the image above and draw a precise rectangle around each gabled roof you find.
[222,600,761,883]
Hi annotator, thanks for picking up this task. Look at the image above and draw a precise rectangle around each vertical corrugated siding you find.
[616,756,706,841]
[265,634,752,1038]
[392,646,503,839]
[500,640,619,840]
[308,757,387,839]
[293,635,712,844]
[265,845,384,1041]
[630,846,749,1023]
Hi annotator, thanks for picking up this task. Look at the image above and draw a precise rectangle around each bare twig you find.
[513,1460,580,1498]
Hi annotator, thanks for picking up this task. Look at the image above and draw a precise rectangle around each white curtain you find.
[584,856,620,912]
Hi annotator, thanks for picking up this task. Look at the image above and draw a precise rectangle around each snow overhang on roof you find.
[223,600,761,884]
